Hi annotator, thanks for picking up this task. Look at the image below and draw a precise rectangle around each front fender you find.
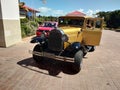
[71,42,81,50]
[62,42,83,58]
[30,36,44,43]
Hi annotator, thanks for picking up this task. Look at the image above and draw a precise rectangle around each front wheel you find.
[73,50,83,72]
[33,44,43,62]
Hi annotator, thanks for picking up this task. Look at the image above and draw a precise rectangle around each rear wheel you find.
[82,46,87,57]
[83,52,87,57]
[85,45,95,52]
[33,44,43,62]
[73,50,83,72]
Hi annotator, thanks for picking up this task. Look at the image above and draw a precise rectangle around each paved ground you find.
[0,30,120,90]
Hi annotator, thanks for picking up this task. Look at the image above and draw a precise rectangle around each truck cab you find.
[58,16,103,47]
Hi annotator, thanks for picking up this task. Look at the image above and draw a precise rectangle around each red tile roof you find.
[66,11,86,16]
[22,5,40,13]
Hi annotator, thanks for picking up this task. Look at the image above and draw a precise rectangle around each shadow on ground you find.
[17,57,80,77]
[106,29,120,32]
[115,29,120,32]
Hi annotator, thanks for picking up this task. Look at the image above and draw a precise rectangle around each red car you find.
[36,21,58,37]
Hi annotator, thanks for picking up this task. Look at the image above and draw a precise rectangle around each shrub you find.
[20,18,38,38]
[21,24,31,37]
[21,22,36,38]
[30,21,38,27]
[20,18,29,23]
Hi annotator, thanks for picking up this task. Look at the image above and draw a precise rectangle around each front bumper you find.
[29,50,74,62]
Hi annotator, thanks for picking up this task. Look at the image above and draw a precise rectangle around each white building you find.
[0,0,21,47]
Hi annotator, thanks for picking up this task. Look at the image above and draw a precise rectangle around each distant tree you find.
[96,11,111,22]
[108,10,120,28]
[96,10,120,28]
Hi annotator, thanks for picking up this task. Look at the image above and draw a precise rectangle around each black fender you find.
[30,36,45,43]
[31,37,48,50]
[71,42,82,50]
[62,42,83,58]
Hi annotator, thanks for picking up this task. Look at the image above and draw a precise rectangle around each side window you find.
[86,20,94,29]
[59,18,69,25]
[95,20,102,28]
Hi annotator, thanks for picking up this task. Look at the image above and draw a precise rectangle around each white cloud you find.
[95,10,100,13]
[78,8,84,13]
[87,9,94,16]
[38,7,51,13]
[86,9,100,16]
[53,10,65,16]
[38,7,100,17]
[38,7,66,16]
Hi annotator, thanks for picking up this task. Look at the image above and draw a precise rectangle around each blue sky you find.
[20,0,120,16]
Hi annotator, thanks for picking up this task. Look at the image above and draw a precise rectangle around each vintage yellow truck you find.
[30,15,104,72]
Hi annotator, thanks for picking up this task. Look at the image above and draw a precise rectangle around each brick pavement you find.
[0,30,120,90]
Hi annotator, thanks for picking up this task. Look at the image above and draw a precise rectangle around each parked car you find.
[36,21,58,37]
[30,16,104,72]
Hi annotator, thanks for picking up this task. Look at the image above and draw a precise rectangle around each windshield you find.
[59,18,84,27]
[43,22,57,28]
